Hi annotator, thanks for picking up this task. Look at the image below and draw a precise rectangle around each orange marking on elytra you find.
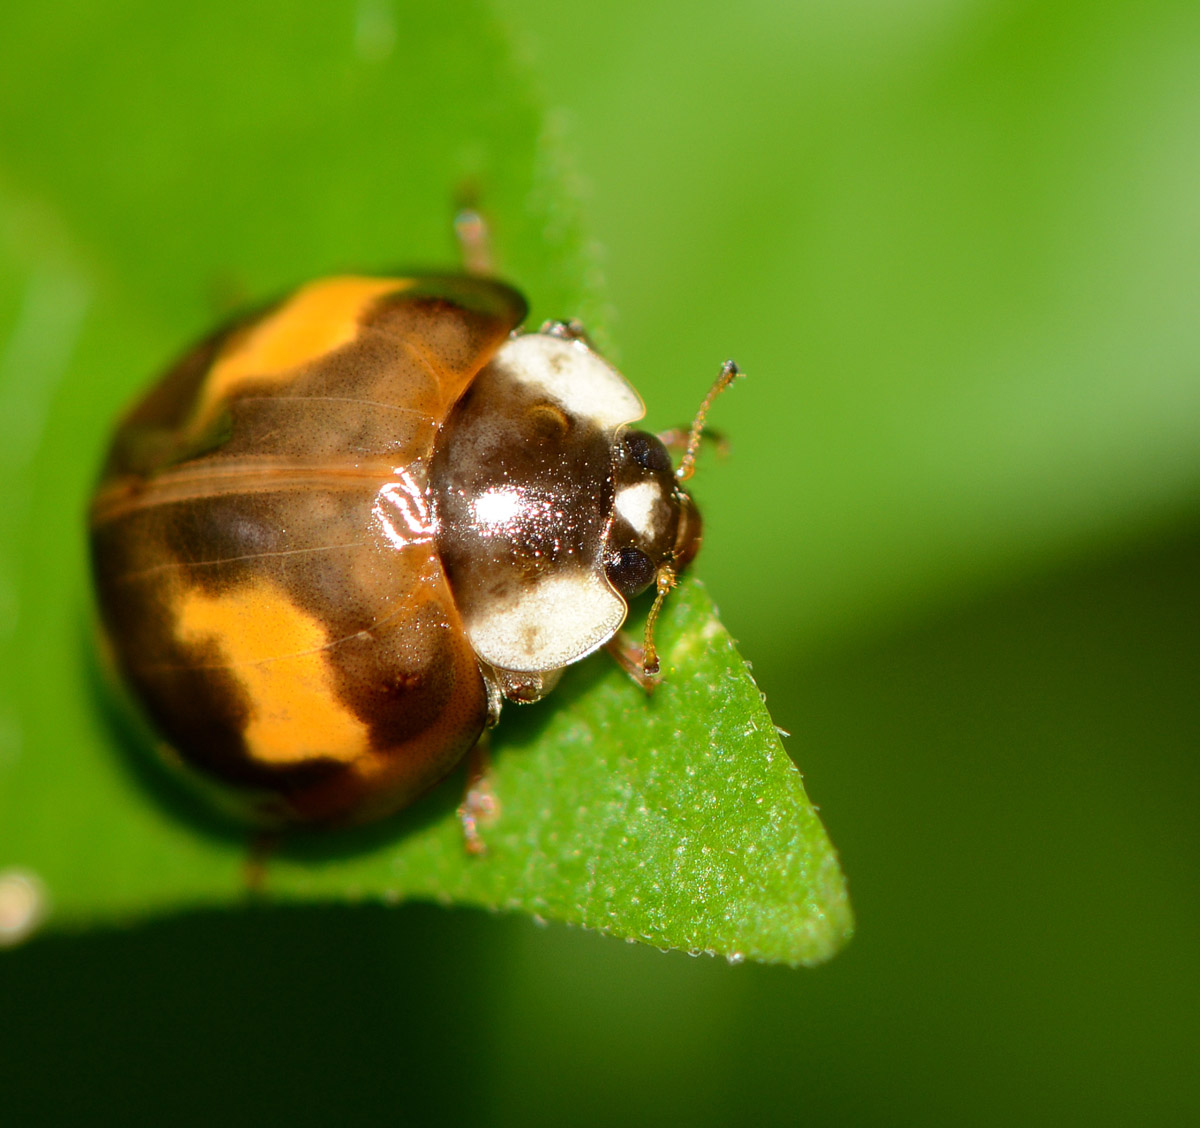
[192,276,414,430]
[176,581,368,766]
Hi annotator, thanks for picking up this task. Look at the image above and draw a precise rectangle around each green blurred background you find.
[3,0,1199,1123]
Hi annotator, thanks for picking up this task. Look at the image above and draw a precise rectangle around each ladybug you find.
[90,272,737,839]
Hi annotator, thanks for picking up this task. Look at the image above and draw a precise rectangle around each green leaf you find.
[271,580,851,966]
[0,0,850,966]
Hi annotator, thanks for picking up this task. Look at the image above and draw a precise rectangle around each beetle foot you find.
[539,318,593,347]
[458,737,500,856]
[604,630,663,695]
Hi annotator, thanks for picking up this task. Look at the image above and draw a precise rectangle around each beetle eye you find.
[605,546,656,599]
[625,431,673,475]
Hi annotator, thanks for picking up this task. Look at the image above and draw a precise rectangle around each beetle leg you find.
[604,629,662,695]
[458,734,500,856]
[481,666,505,728]
[243,829,282,896]
[454,208,494,276]
[655,426,730,462]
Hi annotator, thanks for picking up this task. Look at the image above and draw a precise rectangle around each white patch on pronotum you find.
[615,480,663,538]
[465,570,626,673]
[493,334,644,430]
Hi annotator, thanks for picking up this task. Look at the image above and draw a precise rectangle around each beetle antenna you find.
[676,359,742,482]
[641,565,678,677]
[642,359,741,674]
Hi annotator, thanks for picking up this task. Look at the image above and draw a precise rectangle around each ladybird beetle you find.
[90,272,736,833]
